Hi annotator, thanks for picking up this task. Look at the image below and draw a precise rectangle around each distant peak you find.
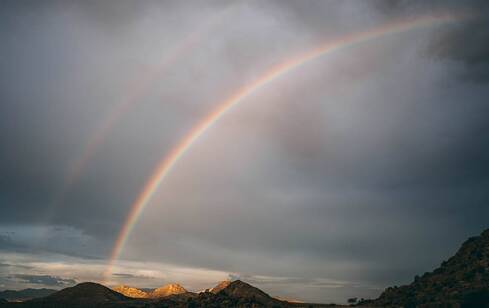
[227,280,253,288]
[112,285,148,298]
[221,280,272,299]
[41,282,128,303]
[216,279,281,306]
[151,283,187,298]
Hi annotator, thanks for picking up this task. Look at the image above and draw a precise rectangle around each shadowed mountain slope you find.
[219,279,280,304]
[43,282,128,302]
[12,282,141,307]
[361,228,489,307]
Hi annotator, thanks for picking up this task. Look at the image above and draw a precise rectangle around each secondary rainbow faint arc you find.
[48,7,234,219]
[104,13,461,280]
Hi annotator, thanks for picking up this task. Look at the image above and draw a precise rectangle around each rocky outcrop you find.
[112,285,148,298]
[149,283,187,298]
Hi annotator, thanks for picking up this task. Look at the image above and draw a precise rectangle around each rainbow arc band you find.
[103,13,462,282]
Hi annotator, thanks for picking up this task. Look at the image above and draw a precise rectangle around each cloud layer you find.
[1,0,488,304]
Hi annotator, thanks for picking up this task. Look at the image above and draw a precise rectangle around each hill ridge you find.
[363,228,489,307]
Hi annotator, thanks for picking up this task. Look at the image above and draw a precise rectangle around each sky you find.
[0,0,488,304]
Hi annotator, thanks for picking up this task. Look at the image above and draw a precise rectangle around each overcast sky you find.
[1,0,488,304]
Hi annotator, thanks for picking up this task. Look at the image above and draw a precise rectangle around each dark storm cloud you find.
[0,0,176,234]
[0,0,242,237]
[0,226,106,260]
[270,0,489,82]
[372,0,489,82]
[430,15,489,82]
[14,274,76,287]
[0,0,488,303]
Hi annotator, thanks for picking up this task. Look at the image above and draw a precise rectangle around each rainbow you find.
[104,13,461,281]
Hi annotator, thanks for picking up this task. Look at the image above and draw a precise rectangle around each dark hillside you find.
[362,229,489,307]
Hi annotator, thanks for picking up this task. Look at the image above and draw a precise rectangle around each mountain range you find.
[1,228,488,307]
[113,283,187,298]
[0,280,331,307]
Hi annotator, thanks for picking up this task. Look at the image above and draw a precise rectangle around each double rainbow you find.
[104,13,461,280]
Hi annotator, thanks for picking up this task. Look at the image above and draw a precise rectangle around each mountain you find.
[219,279,280,305]
[361,228,489,307]
[112,285,148,298]
[21,282,138,307]
[43,282,128,301]
[112,283,188,299]
[0,280,333,307]
[155,280,291,307]
[209,280,231,293]
[0,289,56,302]
[150,283,187,298]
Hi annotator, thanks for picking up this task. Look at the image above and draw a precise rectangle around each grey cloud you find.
[0,263,32,270]
[14,274,76,287]
[239,275,349,288]
[372,0,489,82]
[0,225,107,260]
[429,16,489,82]
[271,0,489,82]
[228,274,240,281]
[112,273,155,280]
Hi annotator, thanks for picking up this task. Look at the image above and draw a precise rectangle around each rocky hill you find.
[361,228,489,307]
[155,280,307,307]
[112,285,148,298]
[0,280,334,307]
[112,283,188,299]
[150,283,187,298]
[219,279,280,304]
[17,282,137,307]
